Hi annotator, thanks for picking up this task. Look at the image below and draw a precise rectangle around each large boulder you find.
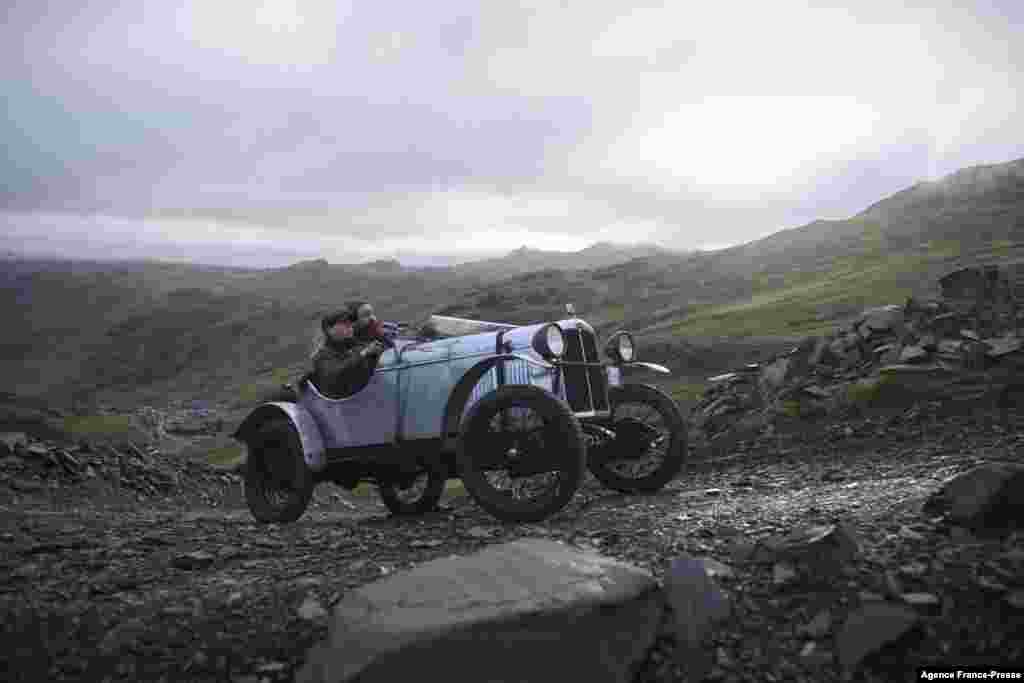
[664,554,732,678]
[751,523,860,577]
[923,463,1024,529]
[759,357,790,393]
[860,305,906,335]
[297,539,664,683]
[0,432,28,456]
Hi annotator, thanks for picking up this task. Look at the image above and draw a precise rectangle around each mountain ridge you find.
[3,156,1023,410]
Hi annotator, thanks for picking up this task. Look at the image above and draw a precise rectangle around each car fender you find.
[232,402,327,472]
[440,354,555,447]
[622,361,671,375]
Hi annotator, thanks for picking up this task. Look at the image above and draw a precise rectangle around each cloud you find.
[2,1,1022,265]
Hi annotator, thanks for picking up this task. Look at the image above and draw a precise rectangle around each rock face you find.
[663,555,732,679]
[0,432,28,454]
[923,463,1024,529]
[691,265,1024,449]
[0,434,237,501]
[752,523,860,578]
[297,539,664,683]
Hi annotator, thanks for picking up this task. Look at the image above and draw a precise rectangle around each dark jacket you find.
[312,337,380,399]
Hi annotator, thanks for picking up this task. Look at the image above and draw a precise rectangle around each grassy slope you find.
[662,239,1023,339]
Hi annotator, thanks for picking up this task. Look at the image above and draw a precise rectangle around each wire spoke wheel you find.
[587,384,686,493]
[394,472,430,504]
[458,385,584,523]
[244,418,314,523]
[605,402,670,479]
[379,462,446,516]
[479,404,562,503]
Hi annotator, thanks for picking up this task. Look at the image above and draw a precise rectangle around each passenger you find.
[311,302,387,398]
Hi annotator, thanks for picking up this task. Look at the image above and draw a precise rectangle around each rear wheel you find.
[587,383,686,493]
[244,418,314,523]
[378,462,446,516]
[457,385,585,523]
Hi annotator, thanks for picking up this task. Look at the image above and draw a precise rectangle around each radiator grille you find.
[563,328,609,413]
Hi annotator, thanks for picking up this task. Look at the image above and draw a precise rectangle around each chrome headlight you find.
[618,333,635,362]
[604,331,636,363]
[532,324,565,359]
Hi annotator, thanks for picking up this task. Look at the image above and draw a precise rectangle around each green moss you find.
[780,400,803,418]
[667,381,708,403]
[444,479,466,498]
[923,239,962,259]
[669,251,927,338]
[236,366,300,405]
[991,240,1015,257]
[206,443,245,466]
[62,414,135,439]
[845,374,901,406]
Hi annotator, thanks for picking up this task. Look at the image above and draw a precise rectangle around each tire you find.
[378,463,446,516]
[587,383,686,493]
[244,417,314,523]
[457,385,585,523]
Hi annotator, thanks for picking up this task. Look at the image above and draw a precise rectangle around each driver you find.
[312,301,388,398]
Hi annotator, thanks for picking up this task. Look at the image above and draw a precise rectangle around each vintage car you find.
[232,307,687,523]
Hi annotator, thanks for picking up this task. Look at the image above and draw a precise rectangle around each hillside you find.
[451,242,682,280]
[3,157,1023,413]
[0,243,672,409]
[440,158,1024,340]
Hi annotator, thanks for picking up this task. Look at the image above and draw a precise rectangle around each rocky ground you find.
[2,399,1023,683]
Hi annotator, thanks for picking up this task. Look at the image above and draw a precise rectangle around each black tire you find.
[244,418,314,523]
[587,383,686,493]
[457,385,585,523]
[378,463,446,516]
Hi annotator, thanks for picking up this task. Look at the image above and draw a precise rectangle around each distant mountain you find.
[451,242,681,279]
[437,157,1024,338]
[3,157,1022,409]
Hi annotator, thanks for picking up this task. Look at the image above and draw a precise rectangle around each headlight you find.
[532,324,565,358]
[604,331,636,363]
[618,333,635,362]
[546,324,565,357]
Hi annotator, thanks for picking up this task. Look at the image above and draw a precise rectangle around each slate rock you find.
[664,554,732,681]
[836,604,919,674]
[861,305,905,333]
[172,551,216,570]
[0,455,25,469]
[298,596,329,621]
[899,345,928,363]
[900,592,940,607]
[799,610,832,638]
[297,539,663,683]
[987,337,1023,358]
[760,358,790,392]
[752,523,860,574]
[9,479,44,493]
[696,557,735,579]
[923,463,1024,528]
[0,433,27,455]
[26,444,51,457]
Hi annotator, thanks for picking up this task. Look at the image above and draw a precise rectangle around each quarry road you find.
[2,405,1023,682]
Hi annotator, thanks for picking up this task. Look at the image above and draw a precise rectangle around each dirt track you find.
[2,405,1023,682]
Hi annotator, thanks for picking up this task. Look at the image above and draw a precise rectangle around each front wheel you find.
[587,383,687,493]
[378,462,446,516]
[457,385,585,523]
[243,418,314,523]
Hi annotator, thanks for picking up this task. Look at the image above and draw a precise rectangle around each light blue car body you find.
[240,316,668,472]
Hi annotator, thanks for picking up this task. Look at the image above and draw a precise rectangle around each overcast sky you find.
[3,1,1022,267]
